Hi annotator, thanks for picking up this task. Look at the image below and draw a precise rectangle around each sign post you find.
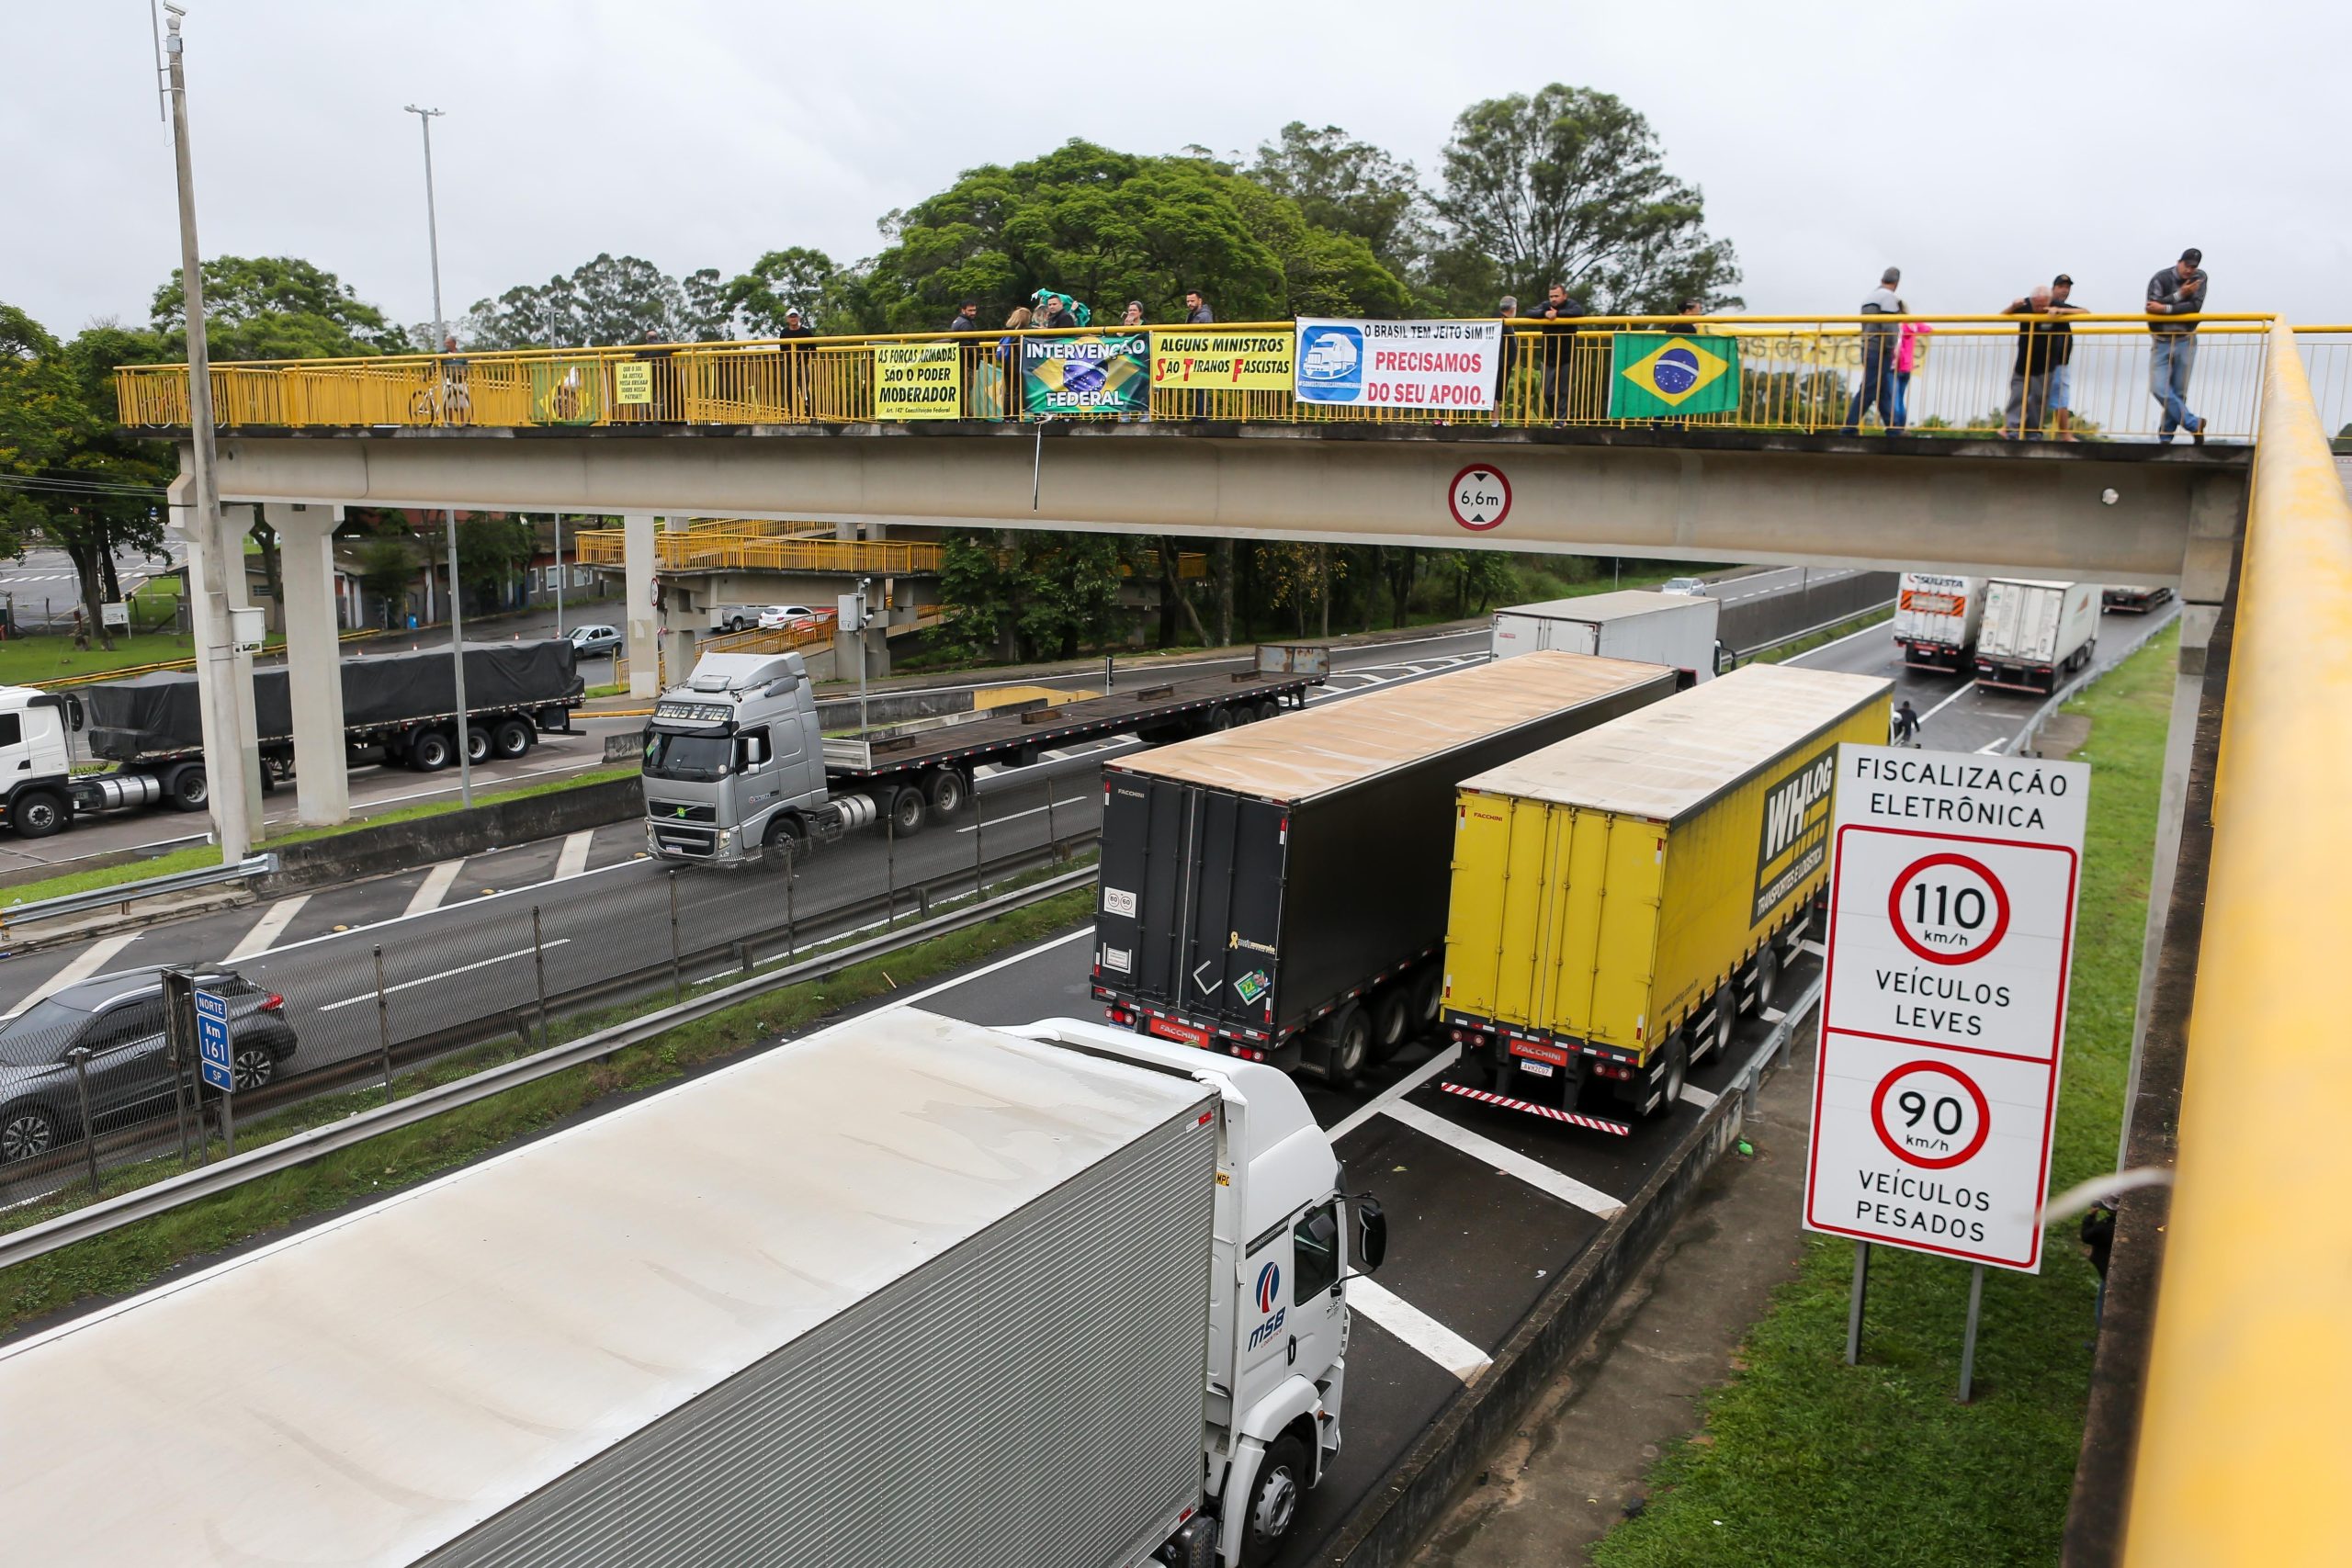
[1804,744,2088,1395]
[195,985,237,1156]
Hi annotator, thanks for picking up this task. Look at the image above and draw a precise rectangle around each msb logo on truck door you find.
[1753,744,1838,923]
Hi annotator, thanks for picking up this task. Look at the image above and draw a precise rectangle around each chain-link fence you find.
[0,771,1102,1208]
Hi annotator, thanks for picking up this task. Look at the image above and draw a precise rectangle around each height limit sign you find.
[1803,745,2088,1272]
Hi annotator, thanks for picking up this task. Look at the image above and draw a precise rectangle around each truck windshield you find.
[642,732,731,781]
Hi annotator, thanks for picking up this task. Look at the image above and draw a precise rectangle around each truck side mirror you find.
[1354,1195,1387,1273]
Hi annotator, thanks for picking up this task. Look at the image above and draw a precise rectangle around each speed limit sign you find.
[1803,744,2088,1272]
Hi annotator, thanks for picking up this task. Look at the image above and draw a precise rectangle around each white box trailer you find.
[1489,590,1721,682]
[0,1009,1383,1568]
[1891,572,1987,671]
[1974,579,2101,694]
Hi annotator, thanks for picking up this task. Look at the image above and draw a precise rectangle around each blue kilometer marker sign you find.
[195,989,233,1094]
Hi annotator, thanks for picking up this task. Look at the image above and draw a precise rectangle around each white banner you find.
[1295,318,1502,412]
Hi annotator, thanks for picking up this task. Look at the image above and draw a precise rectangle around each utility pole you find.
[552,513,564,637]
[406,102,471,806]
[162,6,250,864]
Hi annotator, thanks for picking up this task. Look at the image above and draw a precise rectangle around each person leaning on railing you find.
[2145,246,2210,445]
[1531,284,1585,423]
[1840,267,1904,434]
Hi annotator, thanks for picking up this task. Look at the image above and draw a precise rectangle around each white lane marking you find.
[957,802,1060,833]
[1917,680,1981,725]
[1329,1043,1462,1141]
[1347,1277,1493,1385]
[1680,1084,1720,1110]
[0,933,143,1019]
[1762,1006,1787,1023]
[403,860,465,918]
[556,831,593,880]
[224,895,311,962]
[319,939,572,1012]
[1978,739,2009,753]
[1801,940,1827,957]
[888,927,1093,1011]
[1382,1099,1625,1219]
[243,855,647,961]
[1788,615,1895,664]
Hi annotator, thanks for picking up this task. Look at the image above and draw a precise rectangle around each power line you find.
[0,474,171,499]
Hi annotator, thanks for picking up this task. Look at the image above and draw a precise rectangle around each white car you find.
[1660,577,1708,596]
[756,604,820,630]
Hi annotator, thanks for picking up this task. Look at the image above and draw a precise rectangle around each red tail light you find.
[262,994,284,1012]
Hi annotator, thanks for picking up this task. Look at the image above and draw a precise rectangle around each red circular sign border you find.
[1886,851,2011,966]
[1870,1059,1994,1170]
[1449,464,1511,532]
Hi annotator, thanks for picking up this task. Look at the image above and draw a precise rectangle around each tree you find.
[938,530,1130,662]
[720,247,846,336]
[1248,123,1435,287]
[464,254,733,349]
[149,256,405,360]
[864,141,1412,331]
[355,534,420,628]
[454,514,537,606]
[1434,85,1741,315]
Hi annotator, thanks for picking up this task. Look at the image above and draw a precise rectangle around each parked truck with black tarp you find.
[0,1007,1386,1568]
[0,642,582,835]
[1092,652,1679,1082]
[1441,663,1891,1134]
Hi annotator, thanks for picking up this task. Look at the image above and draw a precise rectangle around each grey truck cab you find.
[641,650,875,863]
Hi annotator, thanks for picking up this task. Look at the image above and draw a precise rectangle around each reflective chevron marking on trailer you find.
[1437,1080,1634,1136]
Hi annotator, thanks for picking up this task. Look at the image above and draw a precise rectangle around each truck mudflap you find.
[1436,1079,1634,1136]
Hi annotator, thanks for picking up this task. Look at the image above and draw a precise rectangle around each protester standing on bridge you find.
[939,299,980,334]
[1181,290,1215,416]
[1894,309,1934,430]
[2145,248,2209,445]
[1532,284,1585,423]
[938,299,982,417]
[780,308,817,419]
[1839,267,1903,434]
[976,307,1029,420]
[2002,285,2063,438]
[2044,275,2086,440]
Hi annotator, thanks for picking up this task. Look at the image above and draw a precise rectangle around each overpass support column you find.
[169,468,254,852]
[266,502,349,826]
[662,517,695,677]
[623,512,659,697]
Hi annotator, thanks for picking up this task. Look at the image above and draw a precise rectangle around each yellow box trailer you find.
[1441,663,1891,1133]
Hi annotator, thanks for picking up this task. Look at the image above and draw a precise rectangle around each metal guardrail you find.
[115,313,2284,443]
[0,853,276,933]
[0,860,1099,1272]
[1730,597,1898,663]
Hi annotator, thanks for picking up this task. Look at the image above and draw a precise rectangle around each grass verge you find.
[0,633,197,686]
[1,766,639,910]
[1591,623,2177,1568]
[0,878,1096,1339]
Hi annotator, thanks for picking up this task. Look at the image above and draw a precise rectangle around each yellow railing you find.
[117,315,2284,444]
[2121,327,2352,1564]
[570,530,944,575]
[2289,325,2352,446]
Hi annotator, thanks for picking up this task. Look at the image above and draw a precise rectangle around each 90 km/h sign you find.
[1804,745,2088,1272]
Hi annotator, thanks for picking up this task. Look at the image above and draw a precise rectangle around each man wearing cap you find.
[2145,248,2209,445]
[779,307,817,419]
[2046,275,2086,440]
[1840,266,1903,434]
[2000,285,2062,439]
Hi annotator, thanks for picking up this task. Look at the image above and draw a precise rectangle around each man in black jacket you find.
[1532,284,1584,423]
[779,308,817,418]
[2146,248,2209,444]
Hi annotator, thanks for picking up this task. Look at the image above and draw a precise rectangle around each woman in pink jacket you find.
[1893,307,1933,429]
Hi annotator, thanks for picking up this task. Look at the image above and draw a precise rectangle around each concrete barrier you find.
[262,775,645,896]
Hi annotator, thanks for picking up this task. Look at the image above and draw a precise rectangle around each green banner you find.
[1021,332,1149,415]
[1607,333,1740,419]
[530,359,605,425]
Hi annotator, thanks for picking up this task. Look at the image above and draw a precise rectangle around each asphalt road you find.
[0,544,182,630]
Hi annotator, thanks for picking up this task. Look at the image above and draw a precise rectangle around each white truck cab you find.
[0,686,87,838]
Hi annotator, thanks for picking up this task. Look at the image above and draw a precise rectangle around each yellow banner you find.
[873,342,963,419]
[614,360,653,405]
[1148,329,1294,389]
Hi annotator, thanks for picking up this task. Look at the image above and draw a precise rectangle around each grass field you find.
[0,633,196,686]
[1592,624,2178,1568]
[0,884,1094,1337]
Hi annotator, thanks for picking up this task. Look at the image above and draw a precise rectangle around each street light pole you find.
[405,102,471,806]
[162,7,251,865]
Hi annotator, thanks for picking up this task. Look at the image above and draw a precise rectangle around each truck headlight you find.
[718,829,732,851]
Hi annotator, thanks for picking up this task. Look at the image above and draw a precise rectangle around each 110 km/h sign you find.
[1803,745,2089,1272]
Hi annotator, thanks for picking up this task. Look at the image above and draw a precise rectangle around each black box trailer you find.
[1091,651,1678,1080]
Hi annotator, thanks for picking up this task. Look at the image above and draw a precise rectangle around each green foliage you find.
[149,256,404,359]
[863,141,1412,331]
[939,531,1133,662]
[720,247,849,336]
[1435,85,1741,314]
[1247,122,1437,294]
[356,533,421,624]
[464,254,735,349]
[454,513,536,597]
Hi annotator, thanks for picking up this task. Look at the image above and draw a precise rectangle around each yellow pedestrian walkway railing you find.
[115,314,2286,445]
[2121,326,2352,1565]
[569,530,944,575]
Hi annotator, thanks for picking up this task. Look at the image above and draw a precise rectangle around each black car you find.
[0,965,298,1163]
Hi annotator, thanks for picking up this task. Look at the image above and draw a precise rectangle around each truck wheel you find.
[167,765,209,810]
[1370,988,1412,1064]
[1241,1433,1310,1567]
[924,768,968,819]
[0,1102,62,1163]
[1317,1003,1370,1084]
[9,790,66,840]
[887,784,926,836]
[1649,1036,1690,1118]
[763,814,807,866]
[1410,964,1443,1028]
[1754,943,1781,1011]
[466,726,492,765]
[1255,701,1279,723]
[411,730,454,772]
[1207,705,1234,731]
[492,718,534,759]
[1702,982,1737,1062]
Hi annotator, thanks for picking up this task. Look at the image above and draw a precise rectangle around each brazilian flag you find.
[1608,333,1739,419]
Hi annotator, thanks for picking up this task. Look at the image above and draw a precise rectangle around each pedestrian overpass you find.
[118,315,2352,1566]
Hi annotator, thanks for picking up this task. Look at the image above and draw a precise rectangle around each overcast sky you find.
[6,1,2346,338]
